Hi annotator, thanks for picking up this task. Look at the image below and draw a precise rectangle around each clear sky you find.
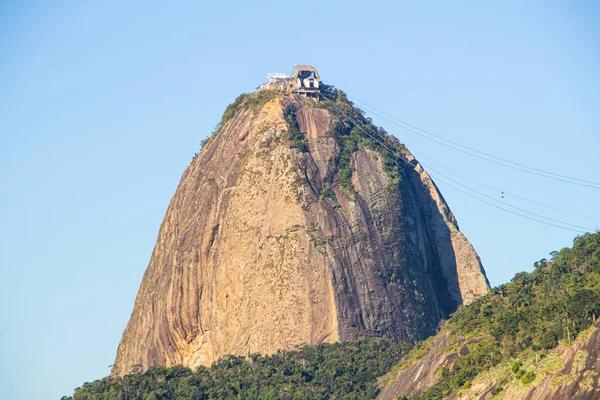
[1,1,599,399]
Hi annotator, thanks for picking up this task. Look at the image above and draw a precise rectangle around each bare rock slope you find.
[112,92,489,376]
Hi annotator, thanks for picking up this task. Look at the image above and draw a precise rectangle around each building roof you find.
[291,65,320,81]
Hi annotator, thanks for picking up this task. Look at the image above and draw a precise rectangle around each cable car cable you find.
[412,151,600,222]
[348,96,600,190]
[324,99,596,233]
[421,163,596,232]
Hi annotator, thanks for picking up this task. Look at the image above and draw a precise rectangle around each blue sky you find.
[1,1,599,399]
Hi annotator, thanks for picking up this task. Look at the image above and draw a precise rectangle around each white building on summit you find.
[263,65,321,98]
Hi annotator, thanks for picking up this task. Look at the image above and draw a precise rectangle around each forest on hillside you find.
[63,339,411,400]
[417,231,600,399]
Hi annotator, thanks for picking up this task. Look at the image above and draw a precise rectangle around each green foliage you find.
[417,232,600,400]
[515,369,525,380]
[521,370,535,384]
[490,386,503,395]
[452,232,600,347]
[200,136,214,150]
[65,339,412,400]
[319,187,336,201]
[217,91,278,131]
[511,360,522,373]
[318,85,407,192]
[283,106,309,152]
[244,90,278,110]
[337,137,357,191]
[218,93,249,131]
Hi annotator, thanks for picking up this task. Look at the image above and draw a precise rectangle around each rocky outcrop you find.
[518,323,600,400]
[378,322,600,400]
[111,92,489,376]
[377,328,482,399]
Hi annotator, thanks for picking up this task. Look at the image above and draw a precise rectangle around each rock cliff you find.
[111,90,489,376]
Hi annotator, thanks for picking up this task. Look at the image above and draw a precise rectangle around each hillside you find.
[111,86,489,376]
[379,231,600,400]
[63,339,411,400]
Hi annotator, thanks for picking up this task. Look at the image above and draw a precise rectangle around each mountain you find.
[378,232,600,400]
[110,83,489,377]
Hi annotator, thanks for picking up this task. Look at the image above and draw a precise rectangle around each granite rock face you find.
[111,93,489,376]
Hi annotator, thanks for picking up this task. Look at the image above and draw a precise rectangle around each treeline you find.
[63,339,411,400]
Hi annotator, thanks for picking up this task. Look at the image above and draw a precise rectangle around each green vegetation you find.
[511,360,522,373]
[319,187,336,201]
[521,370,536,385]
[218,93,248,130]
[490,386,503,395]
[283,106,309,152]
[337,136,357,191]
[64,339,411,400]
[244,90,278,110]
[199,136,214,150]
[319,186,341,209]
[318,85,407,192]
[218,90,278,132]
[417,232,600,400]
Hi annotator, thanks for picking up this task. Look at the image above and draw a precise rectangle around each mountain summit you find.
[112,72,489,376]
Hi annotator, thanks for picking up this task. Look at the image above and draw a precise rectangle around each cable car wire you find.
[348,96,600,190]
[432,178,589,234]
[324,99,596,234]
[420,163,596,232]
[412,151,600,222]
